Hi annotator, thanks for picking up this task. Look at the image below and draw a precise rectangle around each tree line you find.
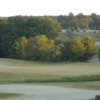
[0,16,61,57]
[56,13,100,31]
[14,35,97,62]
[0,15,97,62]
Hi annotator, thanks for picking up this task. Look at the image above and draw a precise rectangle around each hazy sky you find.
[0,0,100,16]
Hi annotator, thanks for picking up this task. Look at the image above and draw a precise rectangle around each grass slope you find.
[0,58,100,83]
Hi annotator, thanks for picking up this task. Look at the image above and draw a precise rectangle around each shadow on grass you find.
[0,93,21,99]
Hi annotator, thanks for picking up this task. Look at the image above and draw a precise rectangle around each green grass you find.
[0,93,20,99]
[0,58,100,90]
[1,73,100,83]
[39,81,100,90]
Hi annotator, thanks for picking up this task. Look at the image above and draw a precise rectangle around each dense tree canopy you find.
[14,35,61,61]
[0,15,98,62]
[58,36,97,62]
[0,16,61,57]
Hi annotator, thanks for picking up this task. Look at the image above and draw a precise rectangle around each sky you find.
[0,0,100,17]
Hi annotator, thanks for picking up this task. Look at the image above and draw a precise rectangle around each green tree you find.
[0,16,61,58]
[77,13,92,30]
[98,48,100,61]
[90,13,100,29]
[67,13,79,31]
[0,18,9,57]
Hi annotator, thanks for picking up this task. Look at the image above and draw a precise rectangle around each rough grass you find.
[0,93,20,98]
[1,73,100,83]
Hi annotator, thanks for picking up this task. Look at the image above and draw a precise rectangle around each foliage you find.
[16,35,61,61]
[90,13,100,29]
[0,18,9,57]
[98,48,100,61]
[59,36,97,62]
[7,16,61,39]
[0,15,98,61]
[57,13,100,30]
[0,16,61,58]
[82,37,97,61]
[12,35,97,62]
[68,36,85,61]
[13,36,28,59]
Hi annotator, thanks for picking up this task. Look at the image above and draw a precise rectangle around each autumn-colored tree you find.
[14,36,28,59]
[25,35,61,61]
[59,36,85,61]
[0,16,61,58]
[60,36,97,62]
[82,37,97,61]
[68,36,85,61]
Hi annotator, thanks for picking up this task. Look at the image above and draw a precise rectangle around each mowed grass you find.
[0,58,100,84]
[39,81,100,90]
